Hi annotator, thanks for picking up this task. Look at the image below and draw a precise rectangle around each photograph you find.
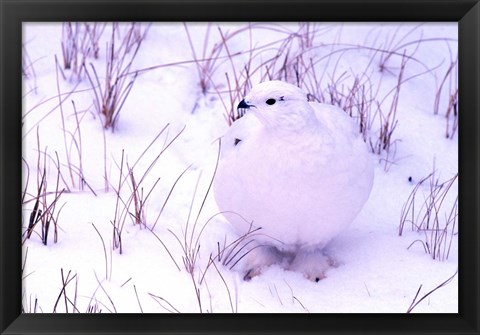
[21,21,459,314]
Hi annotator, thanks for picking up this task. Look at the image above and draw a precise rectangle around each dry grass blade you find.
[133,284,144,313]
[22,82,86,140]
[149,293,181,313]
[91,223,110,281]
[151,163,192,230]
[22,295,41,313]
[209,255,236,313]
[53,269,80,313]
[93,272,118,313]
[406,270,457,313]
[55,55,77,188]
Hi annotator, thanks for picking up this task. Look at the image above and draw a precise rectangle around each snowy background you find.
[22,22,458,313]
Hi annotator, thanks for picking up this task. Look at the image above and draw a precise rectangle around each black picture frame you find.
[1,0,479,334]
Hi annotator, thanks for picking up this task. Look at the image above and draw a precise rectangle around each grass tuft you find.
[61,22,107,81]
[85,23,148,131]
[399,166,458,261]
[22,131,65,246]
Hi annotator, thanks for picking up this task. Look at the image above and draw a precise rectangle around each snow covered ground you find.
[22,22,458,313]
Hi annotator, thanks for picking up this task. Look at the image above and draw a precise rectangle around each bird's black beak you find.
[237,99,250,110]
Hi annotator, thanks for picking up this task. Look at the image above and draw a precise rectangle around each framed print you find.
[1,0,479,334]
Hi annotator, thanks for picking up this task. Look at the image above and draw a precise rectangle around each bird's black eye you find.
[266,98,276,105]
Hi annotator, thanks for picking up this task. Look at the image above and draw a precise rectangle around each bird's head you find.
[237,81,317,132]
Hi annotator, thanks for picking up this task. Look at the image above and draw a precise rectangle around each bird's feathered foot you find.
[237,246,286,281]
[288,249,336,282]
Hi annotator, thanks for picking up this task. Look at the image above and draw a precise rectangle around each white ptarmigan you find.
[213,80,374,282]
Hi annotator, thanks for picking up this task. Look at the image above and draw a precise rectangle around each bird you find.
[213,80,374,282]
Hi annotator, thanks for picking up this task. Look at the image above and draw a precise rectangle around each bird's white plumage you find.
[213,81,374,281]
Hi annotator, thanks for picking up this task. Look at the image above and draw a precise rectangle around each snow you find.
[22,22,458,313]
